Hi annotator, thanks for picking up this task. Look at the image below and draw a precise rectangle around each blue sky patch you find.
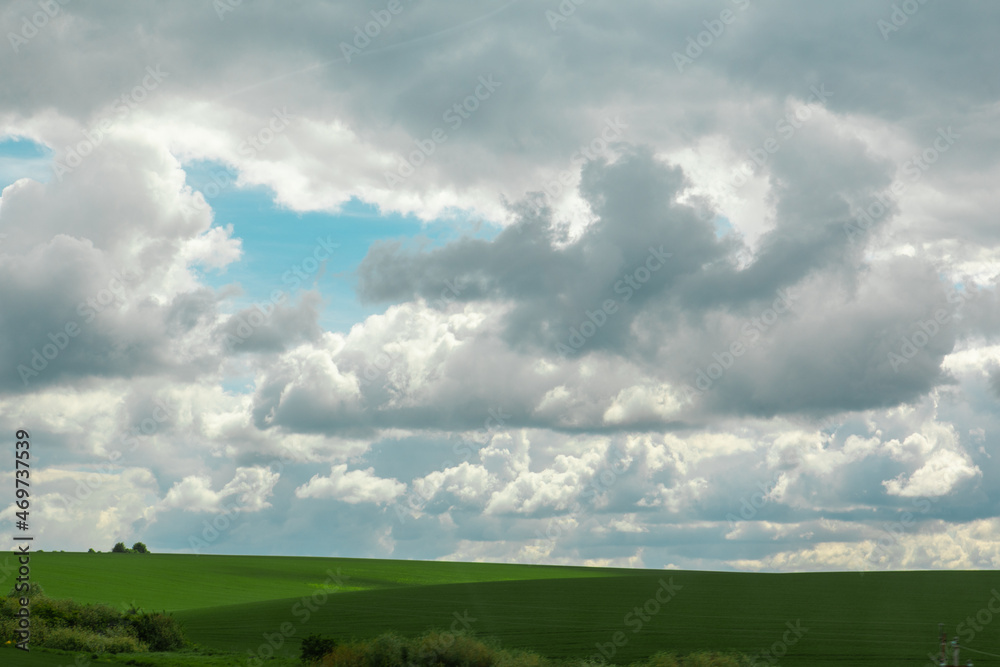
[0,136,53,190]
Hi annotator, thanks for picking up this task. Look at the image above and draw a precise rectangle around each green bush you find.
[77,602,127,633]
[641,653,741,667]
[31,596,77,628]
[0,588,179,655]
[44,626,104,652]
[42,626,144,653]
[494,649,550,667]
[650,653,681,667]
[365,632,407,667]
[103,629,149,654]
[323,641,367,667]
[0,616,16,644]
[6,581,44,599]
[128,611,185,651]
[303,634,339,662]
[420,632,495,667]
[303,630,747,667]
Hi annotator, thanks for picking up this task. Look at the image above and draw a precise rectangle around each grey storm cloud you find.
[354,144,965,423]
[215,290,325,354]
[358,147,733,353]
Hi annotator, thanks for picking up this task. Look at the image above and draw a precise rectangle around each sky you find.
[0,0,999,573]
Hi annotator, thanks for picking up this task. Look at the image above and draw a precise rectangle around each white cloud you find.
[295,464,405,505]
[883,448,980,498]
[16,467,159,552]
[159,466,280,513]
[2,0,1000,571]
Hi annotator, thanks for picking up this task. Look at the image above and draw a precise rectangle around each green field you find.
[4,552,1000,666]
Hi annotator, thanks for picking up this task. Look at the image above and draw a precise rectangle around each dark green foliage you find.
[365,632,407,667]
[127,609,186,651]
[112,541,129,553]
[132,541,149,554]
[317,632,743,667]
[301,633,339,662]
[5,581,45,599]
[43,626,147,654]
[0,587,185,655]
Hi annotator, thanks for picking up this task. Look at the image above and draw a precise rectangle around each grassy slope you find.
[173,569,1000,665]
[18,553,1000,667]
[25,552,624,610]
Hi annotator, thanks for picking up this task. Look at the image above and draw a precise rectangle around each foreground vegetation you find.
[2,552,998,666]
[306,630,749,667]
[0,584,185,654]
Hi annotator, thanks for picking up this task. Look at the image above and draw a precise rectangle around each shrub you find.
[682,653,741,667]
[365,632,408,667]
[0,616,17,644]
[128,611,185,651]
[322,641,367,667]
[415,631,495,667]
[103,629,149,654]
[307,630,745,667]
[6,581,44,599]
[32,596,78,628]
[112,542,129,553]
[47,626,146,654]
[302,634,339,662]
[132,542,149,554]
[494,648,550,667]
[77,602,127,633]
[45,627,107,653]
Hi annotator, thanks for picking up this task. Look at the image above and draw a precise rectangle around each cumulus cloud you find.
[2,0,999,570]
[159,466,279,513]
[295,464,405,505]
[17,467,159,552]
